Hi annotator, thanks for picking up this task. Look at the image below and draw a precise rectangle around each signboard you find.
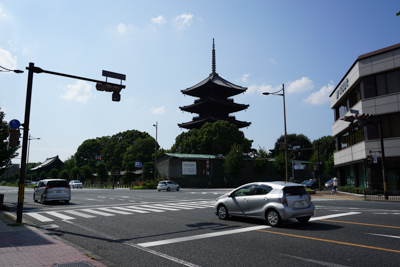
[293,165,306,170]
[372,154,378,164]
[182,161,196,175]
[9,119,20,130]
[135,161,143,168]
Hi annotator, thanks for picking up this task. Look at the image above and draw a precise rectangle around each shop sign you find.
[182,161,196,175]
[336,78,349,99]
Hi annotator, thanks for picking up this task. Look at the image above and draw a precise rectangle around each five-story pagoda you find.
[178,39,251,129]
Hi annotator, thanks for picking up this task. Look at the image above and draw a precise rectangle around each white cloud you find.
[287,77,314,94]
[0,47,17,70]
[152,106,166,114]
[173,13,193,30]
[117,23,127,34]
[270,59,277,64]
[0,4,7,18]
[60,80,92,103]
[151,15,165,25]
[242,73,250,83]
[303,81,335,105]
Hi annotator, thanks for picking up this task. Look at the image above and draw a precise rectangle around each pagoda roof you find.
[179,97,249,113]
[178,116,251,129]
[181,72,247,98]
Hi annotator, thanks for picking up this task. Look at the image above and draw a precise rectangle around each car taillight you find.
[280,195,288,206]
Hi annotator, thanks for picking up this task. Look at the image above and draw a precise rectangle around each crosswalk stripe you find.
[113,207,149,213]
[139,205,180,211]
[81,209,115,216]
[45,211,75,220]
[25,213,53,222]
[97,208,132,215]
[127,206,165,212]
[64,210,96,218]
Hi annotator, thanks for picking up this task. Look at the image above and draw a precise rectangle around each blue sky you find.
[1,0,399,164]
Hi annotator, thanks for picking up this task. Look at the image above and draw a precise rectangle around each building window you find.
[361,69,400,99]
[386,70,400,94]
[338,126,364,150]
[376,74,386,96]
[381,112,400,138]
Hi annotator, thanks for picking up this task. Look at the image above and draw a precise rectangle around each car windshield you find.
[284,186,308,196]
[158,182,166,185]
[47,181,69,187]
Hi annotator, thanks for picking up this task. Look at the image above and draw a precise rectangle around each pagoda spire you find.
[212,38,216,74]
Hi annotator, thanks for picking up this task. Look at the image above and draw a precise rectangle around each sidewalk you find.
[312,189,365,201]
[0,211,108,267]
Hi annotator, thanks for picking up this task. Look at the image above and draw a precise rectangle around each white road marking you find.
[63,220,201,267]
[81,209,115,216]
[368,233,400,239]
[281,254,349,267]
[137,212,361,248]
[140,205,180,211]
[64,210,96,218]
[45,211,75,220]
[113,207,149,213]
[25,213,53,222]
[130,206,165,212]
[97,207,133,215]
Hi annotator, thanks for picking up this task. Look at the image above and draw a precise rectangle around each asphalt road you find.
[1,186,400,267]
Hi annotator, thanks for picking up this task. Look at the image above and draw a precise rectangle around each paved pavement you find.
[0,190,365,267]
[0,211,108,267]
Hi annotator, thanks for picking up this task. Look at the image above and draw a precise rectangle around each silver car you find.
[69,180,83,189]
[33,179,71,204]
[157,180,180,191]
[214,182,315,227]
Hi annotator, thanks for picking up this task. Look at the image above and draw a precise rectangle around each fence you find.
[364,190,400,201]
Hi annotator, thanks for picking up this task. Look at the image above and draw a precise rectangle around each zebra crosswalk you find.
[25,201,215,222]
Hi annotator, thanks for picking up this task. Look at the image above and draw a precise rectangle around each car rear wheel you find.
[33,194,37,202]
[167,187,170,191]
[266,209,281,227]
[176,187,180,191]
[296,216,310,223]
[217,205,229,220]
[65,200,70,204]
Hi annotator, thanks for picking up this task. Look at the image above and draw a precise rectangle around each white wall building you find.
[330,43,400,192]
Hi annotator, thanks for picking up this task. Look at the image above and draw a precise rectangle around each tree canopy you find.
[271,133,313,160]
[171,121,252,156]
[0,108,19,176]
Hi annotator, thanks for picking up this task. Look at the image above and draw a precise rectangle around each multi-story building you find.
[330,43,400,192]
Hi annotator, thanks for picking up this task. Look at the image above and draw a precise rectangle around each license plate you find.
[56,191,61,193]
[294,200,306,208]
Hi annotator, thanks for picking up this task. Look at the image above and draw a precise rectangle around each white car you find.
[33,179,71,204]
[69,180,83,189]
[157,180,180,191]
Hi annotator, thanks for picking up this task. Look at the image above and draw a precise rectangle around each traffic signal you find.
[8,129,20,148]
[96,82,123,102]
[367,155,372,164]
[314,164,319,171]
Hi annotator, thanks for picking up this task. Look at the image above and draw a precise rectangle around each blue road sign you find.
[135,161,143,168]
[9,119,20,129]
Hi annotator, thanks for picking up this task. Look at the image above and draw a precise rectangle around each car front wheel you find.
[33,194,37,202]
[167,187,170,191]
[296,216,310,223]
[176,187,180,191]
[217,205,229,220]
[266,209,281,227]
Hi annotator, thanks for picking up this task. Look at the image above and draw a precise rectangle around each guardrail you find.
[364,190,400,201]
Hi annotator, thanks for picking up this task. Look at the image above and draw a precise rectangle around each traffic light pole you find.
[16,62,125,223]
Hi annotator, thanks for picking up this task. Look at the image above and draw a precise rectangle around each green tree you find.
[309,136,336,174]
[254,146,271,174]
[63,155,77,170]
[274,151,293,180]
[70,167,81,181]
[49,168,59,178]
[59,169,69,180]
[171,121,251,156]
[122,137,156,167]
[224,143,247,186]
[31,172,38,181]
[143,162,154,179]
[0,108,19,176]
[75,139,102,169]
[271,133,313,160]
[39,171,47,180]
[81,165,93,184]
[96,162,108,184]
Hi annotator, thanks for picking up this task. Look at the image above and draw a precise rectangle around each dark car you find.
[305,180,320,190]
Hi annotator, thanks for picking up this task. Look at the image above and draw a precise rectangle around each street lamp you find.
[0,65,24,73]
[16,62,126,223]
[153,122,158,183]
[339,113,387,199]
[263,84,289,182]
